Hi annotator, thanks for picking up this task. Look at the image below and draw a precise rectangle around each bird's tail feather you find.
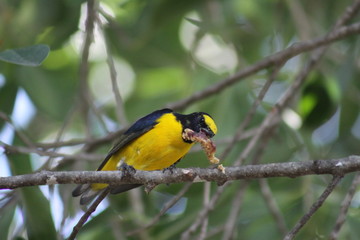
[72,183,142,205]
[72,184,103,205]
[110,184,142,194]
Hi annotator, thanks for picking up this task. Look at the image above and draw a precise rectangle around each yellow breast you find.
[101,113,193,171]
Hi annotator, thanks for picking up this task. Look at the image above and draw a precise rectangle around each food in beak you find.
[182,128,225,173]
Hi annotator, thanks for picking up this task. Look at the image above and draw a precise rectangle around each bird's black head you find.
[175,112,217,142]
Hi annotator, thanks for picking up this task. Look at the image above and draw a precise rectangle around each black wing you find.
[97,108,173,171]
[73,109,174,203]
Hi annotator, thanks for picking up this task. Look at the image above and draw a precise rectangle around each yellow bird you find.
[72,108,217,205]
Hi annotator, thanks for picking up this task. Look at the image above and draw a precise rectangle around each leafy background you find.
[1,0,360,239]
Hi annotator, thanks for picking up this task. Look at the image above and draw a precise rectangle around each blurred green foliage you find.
[0,44,49,66]
[1,0,360,239]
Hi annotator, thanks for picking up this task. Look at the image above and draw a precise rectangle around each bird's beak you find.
[200,127,215,138]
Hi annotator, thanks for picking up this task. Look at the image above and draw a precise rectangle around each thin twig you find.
[78,0,110,136]
[283,3,360,236]
[168,21,360,110]
[127,183,193,236]
[0,112,35,148]
[185,66,282,239]
[198,182,211,240]
[287,0,313,41]
[284,175,343,240]
[78,0,96,138]
[181,183,228,240]
[233,0,360,169]
[41,105,77,170]
[127,189,148,239]
[333,1,360,28]
[1,141,103,161]
[37,128,126,150]
[97,10,128,126]
[68,187,111,240]
[0,191,18,217]
[220,65,280,160]
[259,179,288,236]
[221,181,249,240]
[329,173,360,240]
[204,224,225,239]
[177,13,356,231]
[222,121,278,240]
[172,41,324,237]
[234,35,324,166]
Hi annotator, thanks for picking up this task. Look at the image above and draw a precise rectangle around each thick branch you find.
[1,156,359,190]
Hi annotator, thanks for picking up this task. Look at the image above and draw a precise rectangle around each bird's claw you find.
[163,163,177,174]
[118,162,136,176]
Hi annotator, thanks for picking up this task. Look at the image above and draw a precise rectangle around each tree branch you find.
[179,3,360,237]
[168,21,360,110]
[221,181,249,240]
[1,141,102,161]
[284,175,343,240]
[126,182,193,236]
[329,172,360,240]
[1,156,359,190]
[259,178,288,236]
[97,11,128,126]
[68,187,111,240]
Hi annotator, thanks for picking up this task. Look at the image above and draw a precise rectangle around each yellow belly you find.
[92,113,193,190]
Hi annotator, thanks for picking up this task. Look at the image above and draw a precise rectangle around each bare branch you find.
[1,141,102,161]
[168,21,360,110]
[37,128,126,150]
[97,10,128,126]
[68,187,111,240]
[127,183,193,236]
[198,182,211,240]
[333,1,360,27]
[220,65,279,160]
[259,179,288,236]
[284,175,343,240]
[221,181,249,240]
[0,156,359,190]
[78,0,96,137]
[181,182,226,240]
[0,112,35,148]
[179,2,360,238]
[329,173,360,240]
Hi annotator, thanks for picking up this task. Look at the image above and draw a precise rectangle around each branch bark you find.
[1,156,359,190]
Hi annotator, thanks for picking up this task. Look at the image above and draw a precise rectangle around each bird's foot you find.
[162,163,177,174]
[118,162,137,176]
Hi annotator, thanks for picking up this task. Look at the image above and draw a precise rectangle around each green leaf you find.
[0,44,50,67]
